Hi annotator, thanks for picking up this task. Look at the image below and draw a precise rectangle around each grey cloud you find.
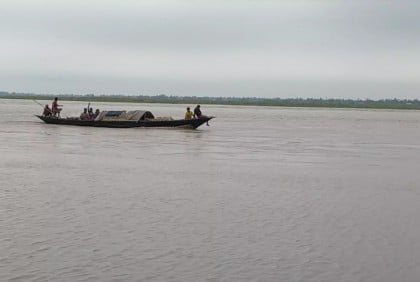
[1,0,420,98]
[3,1,419,53]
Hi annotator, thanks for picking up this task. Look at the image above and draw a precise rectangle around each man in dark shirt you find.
[193,105,202,118]
[193,105,209,126]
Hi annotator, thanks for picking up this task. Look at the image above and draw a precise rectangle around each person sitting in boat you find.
[94,109,100,119]
[184,107,193,120]
[194,105,209,125]
[87,108,95,120]
[51,97,62,117]
[80,108,89,120]
[43,104,52,116]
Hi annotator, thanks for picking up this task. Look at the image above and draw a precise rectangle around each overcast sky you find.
[1,0,419,98]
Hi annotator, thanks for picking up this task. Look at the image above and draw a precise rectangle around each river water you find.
[1,98,420,282]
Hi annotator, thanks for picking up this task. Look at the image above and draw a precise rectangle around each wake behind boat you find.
[35,110,213,129]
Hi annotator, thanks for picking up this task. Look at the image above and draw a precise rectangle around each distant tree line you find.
[1,91,420,110]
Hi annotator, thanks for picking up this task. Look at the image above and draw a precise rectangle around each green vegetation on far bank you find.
[1,91,420,110]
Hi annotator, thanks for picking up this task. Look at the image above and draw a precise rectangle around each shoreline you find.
[1,94,420,110]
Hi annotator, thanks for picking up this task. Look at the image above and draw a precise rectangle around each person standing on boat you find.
[51,97,62,117]
[193,105,202,119]
[185,107,193,120]
[193,105,209,125]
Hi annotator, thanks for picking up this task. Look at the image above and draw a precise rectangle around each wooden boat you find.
[35,110,213,129]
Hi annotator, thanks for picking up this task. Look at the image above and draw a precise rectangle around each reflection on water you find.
[1,99,420,281]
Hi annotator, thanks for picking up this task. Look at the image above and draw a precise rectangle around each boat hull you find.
[35,115,212,129]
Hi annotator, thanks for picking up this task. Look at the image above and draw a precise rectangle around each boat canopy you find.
[95,110,155,122]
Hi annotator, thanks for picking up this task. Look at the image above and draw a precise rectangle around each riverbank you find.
[1,92,420,110]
